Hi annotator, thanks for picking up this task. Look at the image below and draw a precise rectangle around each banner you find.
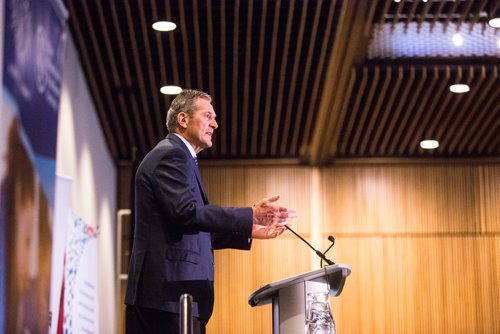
[0,0,67,332]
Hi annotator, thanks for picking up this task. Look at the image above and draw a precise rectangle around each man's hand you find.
[252,195,297,227]
[251,224,288,239]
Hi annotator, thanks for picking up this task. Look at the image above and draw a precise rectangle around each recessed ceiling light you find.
[152,21,176,32]
[420,140,439,150]
[488,17,500,28]
[452,33,463,46]
[160,85,182,95]
[449,84,470,93]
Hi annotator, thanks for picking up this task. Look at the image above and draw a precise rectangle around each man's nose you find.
[211,119,218,129]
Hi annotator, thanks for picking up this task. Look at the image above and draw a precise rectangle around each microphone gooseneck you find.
[285,225,335,267]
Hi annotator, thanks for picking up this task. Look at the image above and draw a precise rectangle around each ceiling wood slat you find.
[193,0,206,91]
[349,66,380,156]
[137,1,164,141]
[437,66,476,155]
[117,93,139,155]
[456,0,474,30]
[391,0,404,29]
[230,0,240,156]
[436,69,473,155]
[456,66,498,153]
[483,105,500,154]
[378,0,392,26]
[271,1,295,155]
[443,0,461,33]
[280,0,309,156]
[205,0,216,156]
[191,0,204,90]
[66,1,121,158]
[178,0,192,89]
[301,0,339,159]
[127,93,148,155]
[260,0,282,155]
[370,66,403,156]
[110,0,133,86]
[388,66,427,156]
[164,0,180,85]
[218,0,227,155]
[306,0,354,163]
[409,66,451,155]
[358,66,391,155]
[240,0,253,155]
[430,0,447,31]
[150,2,166,86]
[289,0,324,156]
[95,2,120,86]
[399,67,439,155]
[82,0,133,156]
[320,0,377,163]
[404,0,420,30]
[250,1,268,156]
[204,0,215,94]
[468,0,487,30]
[466,75,499,153]
[328,68,357,158]
[379,66,415,154]
[417,0,433,30]
[339,67,368,156]
[124,0,155,151]
[421,67,455,146]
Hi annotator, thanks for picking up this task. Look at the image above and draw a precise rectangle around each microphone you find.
[320,236,335,268]
[285,225,335,267]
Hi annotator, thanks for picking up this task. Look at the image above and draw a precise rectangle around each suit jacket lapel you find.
[193,163,209,204]
[167,134,209,204]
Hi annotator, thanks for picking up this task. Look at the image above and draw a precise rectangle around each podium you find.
[248,264,351,333]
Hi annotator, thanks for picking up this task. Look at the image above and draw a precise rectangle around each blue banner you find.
[1,0,67,332]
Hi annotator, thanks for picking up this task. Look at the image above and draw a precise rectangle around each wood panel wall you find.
[200,163,500,334]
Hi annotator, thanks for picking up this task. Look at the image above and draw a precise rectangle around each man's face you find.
[181,98,218,153]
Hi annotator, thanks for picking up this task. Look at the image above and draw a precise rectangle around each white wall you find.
[56,35,117,334]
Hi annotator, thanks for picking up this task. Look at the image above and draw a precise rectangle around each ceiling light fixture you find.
[160,85,182,95]
[420,140,439,150]
[152,21,177,32]
[449,84,470,93]
[488,17,500,28]
[452,33,463,46]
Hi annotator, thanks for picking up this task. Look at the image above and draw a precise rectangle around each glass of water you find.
[305,292,335,334]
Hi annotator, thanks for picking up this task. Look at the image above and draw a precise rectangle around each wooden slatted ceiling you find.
[65,0,499,165]
[335,64,500,158]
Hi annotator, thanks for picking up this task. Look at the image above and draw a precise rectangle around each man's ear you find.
[177,112,189,129]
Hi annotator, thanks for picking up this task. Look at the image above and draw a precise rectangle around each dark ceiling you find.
[65,0,500,165]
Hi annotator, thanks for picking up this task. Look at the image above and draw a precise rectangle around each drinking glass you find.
[305,292,335,334]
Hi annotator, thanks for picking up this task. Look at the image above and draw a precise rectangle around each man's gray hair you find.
[166,89,212,133]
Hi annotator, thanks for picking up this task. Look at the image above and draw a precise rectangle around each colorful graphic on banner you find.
[60,215,99,334]
[0,0,68,332]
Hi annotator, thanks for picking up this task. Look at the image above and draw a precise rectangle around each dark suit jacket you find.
[125,134,253,321]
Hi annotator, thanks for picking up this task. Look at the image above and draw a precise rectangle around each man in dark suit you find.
[125,89,296,333]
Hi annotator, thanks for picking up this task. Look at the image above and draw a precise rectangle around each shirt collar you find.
[173,133,197,158]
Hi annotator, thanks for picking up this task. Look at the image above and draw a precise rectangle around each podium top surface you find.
[248,263,351,307]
